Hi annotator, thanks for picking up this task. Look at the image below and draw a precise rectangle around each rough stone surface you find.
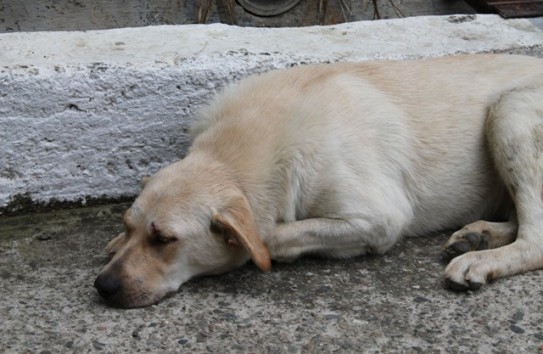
[1,203,543,352]
[0,0,477,30]
[1,15,543,213]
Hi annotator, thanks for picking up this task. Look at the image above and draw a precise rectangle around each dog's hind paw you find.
[443,231,489,260]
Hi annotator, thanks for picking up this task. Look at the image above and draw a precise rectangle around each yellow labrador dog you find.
[94,54,543,308]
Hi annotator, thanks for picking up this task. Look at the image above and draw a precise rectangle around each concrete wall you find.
[1,15,543,214]
[0,0,476,31]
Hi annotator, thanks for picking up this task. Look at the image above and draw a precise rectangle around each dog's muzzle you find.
[94,272,122,302]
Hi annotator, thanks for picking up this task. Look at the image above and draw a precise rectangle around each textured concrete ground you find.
[1,203,543,353]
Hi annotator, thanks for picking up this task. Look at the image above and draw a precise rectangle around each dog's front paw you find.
[268,243,301,263]
[443,251,493,291]
[272,253,299,263]
[443,230,489,260]
[266,236,301,263]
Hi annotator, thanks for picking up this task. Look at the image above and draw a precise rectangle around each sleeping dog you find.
[94,54,543,308]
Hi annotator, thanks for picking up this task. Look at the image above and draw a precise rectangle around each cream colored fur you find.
[95,54,543,308]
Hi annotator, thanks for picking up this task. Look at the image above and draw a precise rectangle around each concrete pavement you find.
[1,203,542,353]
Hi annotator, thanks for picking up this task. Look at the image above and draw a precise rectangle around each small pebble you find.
[509,324,525,334]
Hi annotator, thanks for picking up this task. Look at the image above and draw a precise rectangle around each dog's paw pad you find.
[445,277,483,292]
[449,239,471,254]
[445,278,469,291]
[444,232,489,259]
[467,281,483,290]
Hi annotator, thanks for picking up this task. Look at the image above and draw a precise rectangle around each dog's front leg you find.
[267,217,403,262]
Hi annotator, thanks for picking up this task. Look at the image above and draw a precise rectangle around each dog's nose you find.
[94,272,121,299]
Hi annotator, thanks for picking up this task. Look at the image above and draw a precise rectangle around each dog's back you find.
[193,55,543,237]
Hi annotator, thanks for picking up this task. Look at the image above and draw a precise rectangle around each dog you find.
[94,54,543,308]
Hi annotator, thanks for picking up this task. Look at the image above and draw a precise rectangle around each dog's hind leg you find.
[443,219,517,259]
[445,80,543,290]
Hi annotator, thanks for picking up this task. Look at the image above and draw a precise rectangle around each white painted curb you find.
[1,15,542,212]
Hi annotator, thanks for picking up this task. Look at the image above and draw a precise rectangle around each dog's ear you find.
[104,232,127,258]
[211,196,271,272]
[140,176,151,189]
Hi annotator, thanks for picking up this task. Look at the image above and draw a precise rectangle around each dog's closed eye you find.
[150,222,177,244]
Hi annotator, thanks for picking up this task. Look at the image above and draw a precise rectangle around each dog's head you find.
[93,157,271,308]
